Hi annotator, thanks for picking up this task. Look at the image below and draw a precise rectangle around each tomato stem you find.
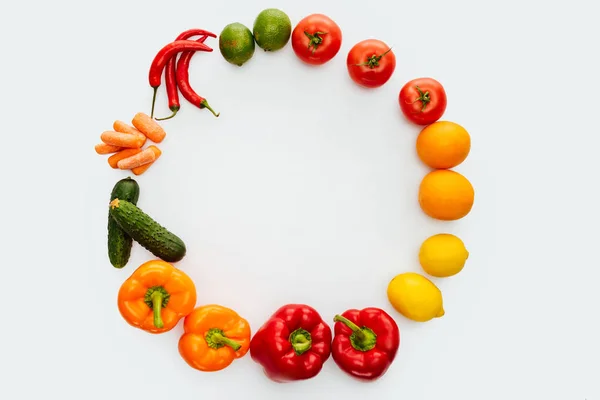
[411,85,431,111]
[351,47,393,69]
[304,31,328,55]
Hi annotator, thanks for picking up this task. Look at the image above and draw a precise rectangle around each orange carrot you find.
[112,120,147,147]
[108,148,142,169]
[113,120,144,136]
[101,131,145,149]
[95,143,122,154]
[132,146,162,176]
[132,112,166,143]
[117,148,156,170]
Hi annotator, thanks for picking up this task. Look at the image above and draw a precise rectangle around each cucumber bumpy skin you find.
[109,199,186,263]
[108,177,140,268]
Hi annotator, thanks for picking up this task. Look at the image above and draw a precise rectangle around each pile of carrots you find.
[95,112,166,175]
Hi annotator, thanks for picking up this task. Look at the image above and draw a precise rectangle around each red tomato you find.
[291,14,342,65]
[346,39,396,88]
[399,78,447,125]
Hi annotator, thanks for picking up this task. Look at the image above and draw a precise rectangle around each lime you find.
[219,22,256,66]
[253,8,292,51]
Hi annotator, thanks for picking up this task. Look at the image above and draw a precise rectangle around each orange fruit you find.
[416,121,471,169]
[418,170,474,220]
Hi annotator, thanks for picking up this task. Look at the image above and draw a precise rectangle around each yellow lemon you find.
[419,234,469,278]
[387,272,445,322]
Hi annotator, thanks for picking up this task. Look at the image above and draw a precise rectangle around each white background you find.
[1,0,599,399]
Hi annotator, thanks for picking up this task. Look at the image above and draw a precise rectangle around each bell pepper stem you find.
[293,335,311,353]
[334,315,365,340]
[151,291,164,329]
[143,286,170,329]
[211,332,242,351]
[334,314,377,352]
[205,328,242,351]
[289,328,313,355]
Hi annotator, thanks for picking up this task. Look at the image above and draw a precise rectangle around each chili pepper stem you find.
[200,99,220,117]
[150,87,158,119]
[151,290,164,329]
[334,315,377,352]
[205,328,242,351]
[155,107,179,121]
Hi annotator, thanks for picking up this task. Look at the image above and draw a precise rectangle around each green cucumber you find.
[109,198,186,262]
[108,177,140,268]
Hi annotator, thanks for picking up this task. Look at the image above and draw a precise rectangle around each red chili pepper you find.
[148,40,213,118]
[156,29,217,121]
[175,28,216,42]
[249,304,332,383]
[331,307,400,380]
[175,48,220,118]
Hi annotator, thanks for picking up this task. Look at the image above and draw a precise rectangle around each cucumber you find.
[107,177,140,268]
[109,198,186,262]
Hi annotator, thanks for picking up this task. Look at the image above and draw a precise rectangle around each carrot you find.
[131,146,162,176]
[108,148,142,169]
[100,131,145,149]
[132,112,166,143]
[112,120,147,147]
[95,143,122,154]
[117,147,156,170]
[113,120,144,136]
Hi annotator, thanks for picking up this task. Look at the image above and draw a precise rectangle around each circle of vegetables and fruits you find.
[96,9,474,382]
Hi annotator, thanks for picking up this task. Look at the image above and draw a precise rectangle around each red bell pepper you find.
[250,304,332,382]
[332,307,400,380]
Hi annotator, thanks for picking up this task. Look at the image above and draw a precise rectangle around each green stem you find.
[144,286,170,329]
[334,315,365,340]
[200,99,220,117]
[304,31,328,55]
[205,328,241,351]
[213,332,241,351]
[155,107,179,121]
[293,335,311,353]
[150,87,158,119]
[350,47,393,69]
[334,314,377,352]
[151,291,164,329]
[411,85,431,111]
[289,328,312,355]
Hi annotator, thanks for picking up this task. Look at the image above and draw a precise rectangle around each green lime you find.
[219,22,256,66]
[253,8,292,52]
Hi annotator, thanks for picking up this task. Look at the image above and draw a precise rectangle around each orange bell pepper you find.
[178,304,251,372]
[118,260,196,334]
